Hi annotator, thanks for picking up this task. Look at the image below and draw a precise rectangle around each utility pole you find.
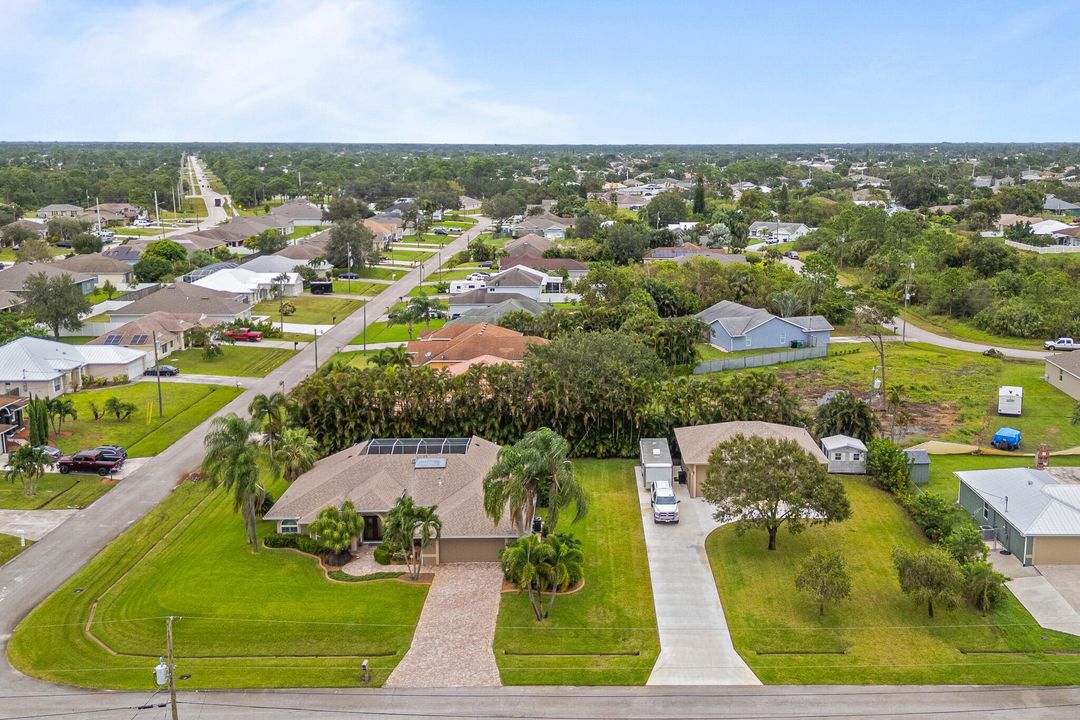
[154,190,163,239]
[902,260,914,345]
[166,615,179,720]
[313,330,319,370]
[152,331,164,417]
[363,304,367,352]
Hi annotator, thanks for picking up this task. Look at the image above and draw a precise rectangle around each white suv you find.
[651,481,680,523]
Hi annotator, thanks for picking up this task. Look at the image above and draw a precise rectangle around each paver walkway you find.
[639,483,760,685]
[385,563,503,688]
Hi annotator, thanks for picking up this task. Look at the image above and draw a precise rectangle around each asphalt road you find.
[187,154,230,226]
[0,218,489,699]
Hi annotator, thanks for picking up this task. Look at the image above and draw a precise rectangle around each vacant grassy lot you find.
[0,533,30,566]
[993,362,1080,451]
[349,319,446,345]
[166,345,295,377]
[318,280,388,296]
[351,266,405,281]
[406,284,447,297]
[709,477,1080,684]
[53,383,241,457]
[0,473,112,510]
[252,296,363,326]
[380,248,434,263]
[288,225,320,240]
[427,268,485,282]
[9,479,428,689]
[495,460,659,685]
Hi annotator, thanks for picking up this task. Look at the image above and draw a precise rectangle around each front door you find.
[362,515,382,542]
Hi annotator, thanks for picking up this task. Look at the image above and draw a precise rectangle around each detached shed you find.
[903,449,931,486]
[821,435,867,474]
[639,438,673,489]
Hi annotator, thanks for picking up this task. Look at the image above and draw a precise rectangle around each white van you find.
[651,480,679,523]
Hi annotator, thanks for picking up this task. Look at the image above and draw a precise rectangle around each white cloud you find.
[0,0,575,142]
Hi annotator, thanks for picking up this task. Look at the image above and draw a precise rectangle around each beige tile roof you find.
[674,421,828,466]
[264,436,519,539]
[53,252,132,275]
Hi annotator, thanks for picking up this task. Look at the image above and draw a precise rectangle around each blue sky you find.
[1,0,1077,143]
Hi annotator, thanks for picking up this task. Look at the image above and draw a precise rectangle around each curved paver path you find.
[385,563,503,688]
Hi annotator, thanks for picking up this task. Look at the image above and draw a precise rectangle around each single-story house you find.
[0,262,98,297]
[903,448,931,486]
[0,336,148,398]
[0,394,28,454]
[267,199,325,231]
[644,243,746,264]
[101,244,144,265]
[241,254,331,275]
[110,282,252,324]
[3,219,48,239]
[696,300,832,351]
[448,289,542,319]
[821,435,867,474]
[505,233,553,257]
[748,221,811,243]
[500,254,588,281]
[957,467,1080,565]
[486,266,548,299]
[37,203,83,219]
[448,298,546,325]
[673,421,828,498]
[1045,353,1080,402]
[189,267,302,302]
[132,232,226,258]
[405,322,546,369]
[274,237,330,262]
[88,311,216,357]
[52,253,133,288]
[512,213,573,240]
[1044,195,1080,216]
[264,436,520,564]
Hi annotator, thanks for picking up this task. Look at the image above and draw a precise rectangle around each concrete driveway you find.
[0,509,78,541]
[639,483,760,685]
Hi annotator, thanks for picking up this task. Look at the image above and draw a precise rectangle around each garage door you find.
[437,538,508,564]
[1033,537,1080,565]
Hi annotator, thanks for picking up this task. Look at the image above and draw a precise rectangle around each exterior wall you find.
[1046,361,1080,402]
[826,448,866,475]
[436,537,511,564]
[94,272,132,289]
[687,463,707,498]
[707,324,737,351]
[959,482,1029,563]
[490,285,541,301]
[909,464,930,486]
[807,329,831,347]
[1032,537,1080,565]
[1,376,68,399]
[642,464,672,489]
[744,317,811,350]
[84,358,148,381]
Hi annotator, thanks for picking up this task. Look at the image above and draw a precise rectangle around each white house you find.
[748,221,810,243]
[0,336,148,399]
[486,265,571,299]
[190,268,302,302]
[820,435,867,474]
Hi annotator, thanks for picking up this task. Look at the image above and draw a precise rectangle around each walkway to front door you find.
[639,484,761,685]
[385,563,503,688]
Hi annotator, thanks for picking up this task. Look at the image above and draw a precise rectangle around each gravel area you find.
[385,563,503,688]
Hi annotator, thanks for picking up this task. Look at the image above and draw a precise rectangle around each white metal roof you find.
[820,435,867,452]
[639,438,672,466]
[191,268,300,296]
[998,386,1023,397]
[957,467,1080,536]
[0,336,146,381]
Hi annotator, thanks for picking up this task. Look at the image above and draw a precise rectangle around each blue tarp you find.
[993,427,1022,444]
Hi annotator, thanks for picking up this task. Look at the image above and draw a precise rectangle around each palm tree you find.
[814,391,880,443]
[767,289,804,319]
[544,533,584,617]
[407,291,447,331]
[483,428,589,533]
[308,500,364,559]
[387,303,425,340]
[248,391,289,455]
[370,346,410,369]
[202,413,265,551]
[46,397,77,434]
[5,445,50,497]
[500,535,554,621]
[384,496,442,580]
[273,427,319,482]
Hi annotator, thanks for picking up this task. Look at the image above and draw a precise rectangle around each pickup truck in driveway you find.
[58,449,124,476]
[1045,337,1078,351]
[224,328,263,342]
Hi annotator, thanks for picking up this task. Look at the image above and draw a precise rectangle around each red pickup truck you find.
[224,328,263,342]
[58,449,125,476]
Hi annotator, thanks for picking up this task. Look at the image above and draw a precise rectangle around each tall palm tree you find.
[370,346,410,369]
[273,427,319,482]
[544,533,584,616]
[483,428,589,532]
[406,291,447,331]
[500,535,554,621]
[203,413,265,551]
[45,397,77,434]
[248,391,289,455]
[384,496,442,579]
[387,303,425,340]
[5,445,50,497]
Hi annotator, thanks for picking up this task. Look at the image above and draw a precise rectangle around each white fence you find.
[1003,240,1080,254]
[693,343,828,374]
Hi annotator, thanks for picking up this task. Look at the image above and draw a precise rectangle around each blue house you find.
[696,300,832,351]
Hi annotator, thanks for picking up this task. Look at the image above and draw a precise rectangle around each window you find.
[853,453,862,461]
[744,337,752,349]
[53,379,61,391]
[982,503,989,520]
[833,453,842,461]
[779,333,786,345]
[280,520,299,535]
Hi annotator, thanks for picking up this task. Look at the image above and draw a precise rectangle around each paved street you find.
[884,318,1050,360]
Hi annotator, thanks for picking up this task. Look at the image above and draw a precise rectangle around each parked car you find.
[433,227,449,236]
[34,445,62,462]
[339,272,359,280]
[224,328,263,342]
[1045,337,1078,351]
[785,250,800,260]
[466,272,490,281]
[58,449,124,476]
[144,365,179,376]
[478,261,493,268]
[651,480,680,523]
[765,237,779,245]
[94,445,128,459]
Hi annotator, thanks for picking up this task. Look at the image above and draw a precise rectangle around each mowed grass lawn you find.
[350,319,446,345]
[252,296,364,325]
[380,248,434,263]
[708,477,1080,684]
[349,266,405,281]
[0,473,113,510]
[166,345,295,377]
[322,280,389,296]
[0,533,31,566]
[494,460,659,685]
[9,479,428,689]
[54,383,242,457]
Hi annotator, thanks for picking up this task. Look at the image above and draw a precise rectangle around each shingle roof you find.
[268,200,323,222]
[957,467,1080,536]
[52,253,132,275]
[1048,352,1080,378]
[488,267,544,288]
[406,323,546,365]
[448,298,546,325]
[1045,195,1080,212]
[674,421,827,466]
[696,300,833,336]
[450,289,531,306]
[111,282,251,317]
[88,311,215,347]
[501,255,587,273]
[505,233,552,257]
[0,262,95,292]
[264,436,519,538]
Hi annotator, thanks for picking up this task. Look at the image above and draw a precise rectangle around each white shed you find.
[820,435,868,474]
[998,386,1023,416]
[639,438,673,489]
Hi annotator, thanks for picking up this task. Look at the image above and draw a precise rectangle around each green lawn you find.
[166,345,295,377]
[427,268,484,282]
[993,362,1080,452]
[0,248,17,262]
[0,533,31,566]
[235,199,284,216]
[52,383,242,457]
[907,309,1046,352]
[340,266,405,281]
[406,284,446,297]
[494,460,659,685]
[59,336,97,345]
[252,296,363,325]
[9,479,428,689]
[708,477,1080,684]
[412,234,454,246]
[350,319,446,345]
[0,473,113,510]
[321,280,389,296]
[380,249,434,263]
[288,225,320,240]
[333,350,376,370]
[480,233,506,248]
[112,227,170,237]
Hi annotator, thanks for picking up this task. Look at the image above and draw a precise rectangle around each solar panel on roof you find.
[104,335,123,345]
[131,335,148,345]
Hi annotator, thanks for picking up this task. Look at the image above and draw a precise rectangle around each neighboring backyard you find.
[252,296,364,325]
[350,319,446,345]
[708,477,1080,685]
[494,459,659,685]
[166,345,295,377]
[0,473,113,510]
[9,479,429,689]
[51,383,242,457]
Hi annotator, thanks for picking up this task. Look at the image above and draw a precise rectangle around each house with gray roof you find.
[264,436,520,564]
[36,203,83,219]
[1044,194,1080,216]
[748,221,810,243]
[957,467,1080,565]
[696,300,832,351]
[448,297,546,324]
[52,253,133,288]
[110,282,251,323]
[0,336,148,399]
[0,262,97,296]
[449,289,542,319]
